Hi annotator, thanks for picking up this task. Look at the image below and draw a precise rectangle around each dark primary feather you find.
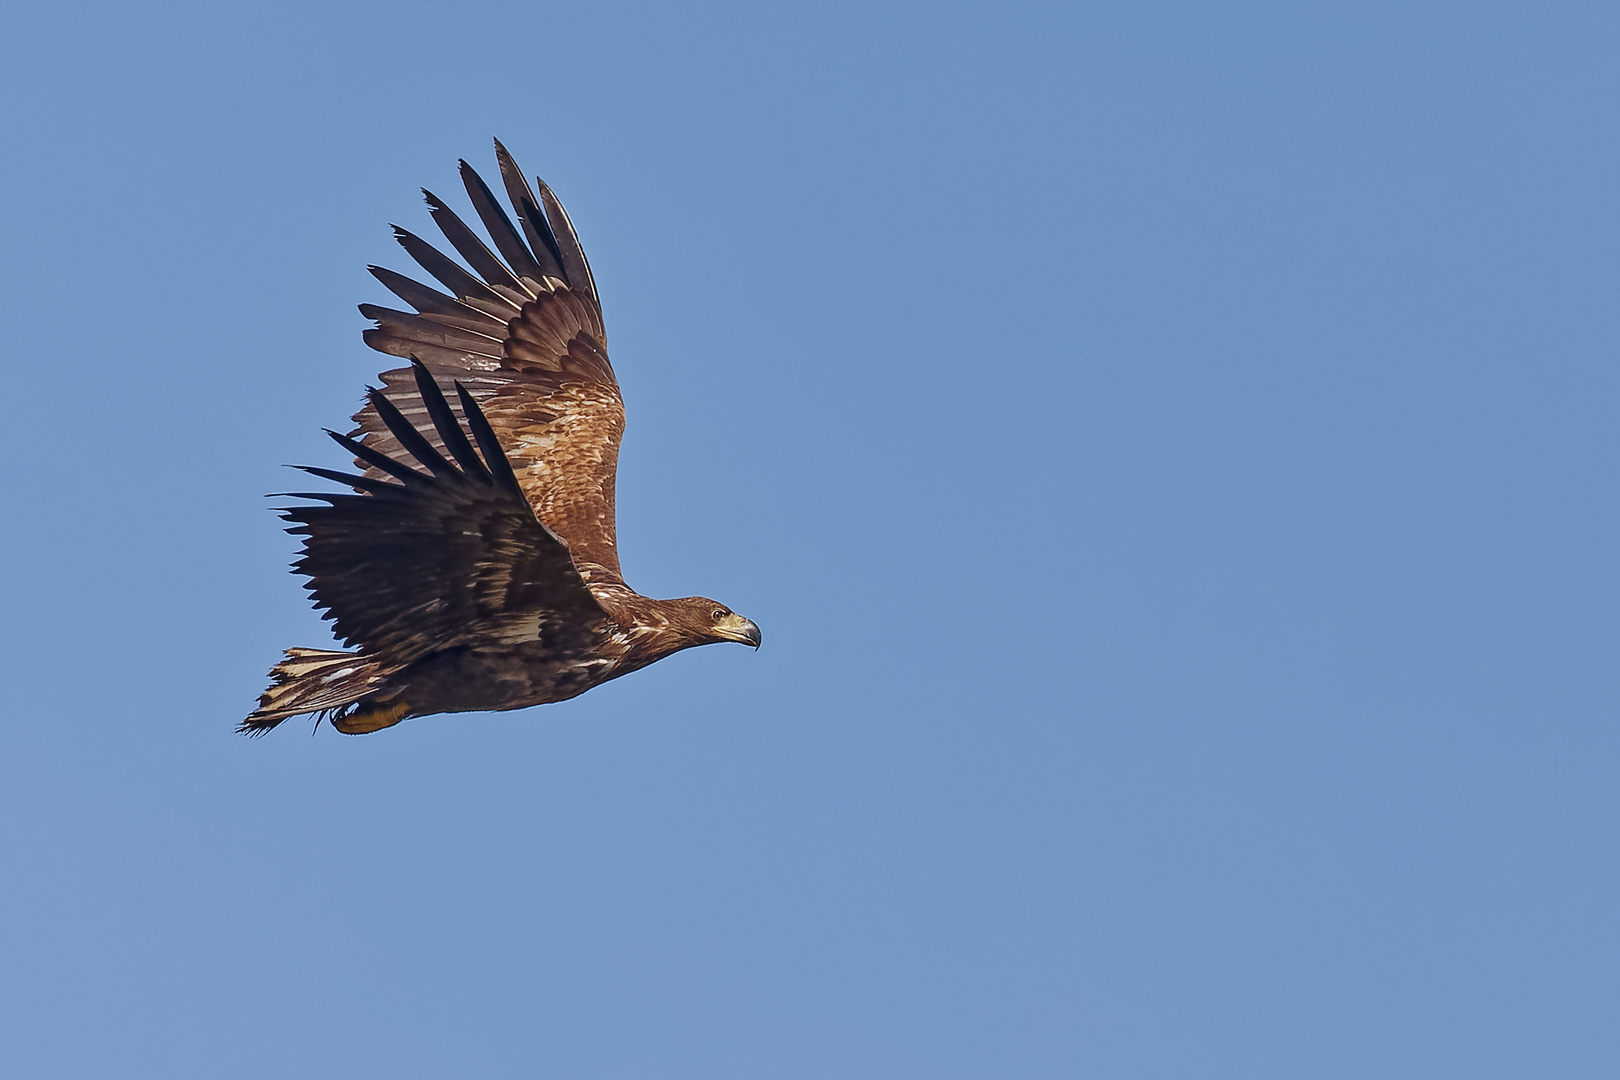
[422,189,531,303]
[366,383,454,476]
[357,304,504,361]
[293,464,398,495]
[391,226,511,315]
[459,159,549,285]
[367,266,508,335]
[325,427,422,483]
[361,334,500,374]
[494,137,568,282]
[535,179,598,305]
[455,381,523,493]
[411,362,490,477]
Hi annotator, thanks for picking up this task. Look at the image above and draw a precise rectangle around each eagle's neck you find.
[596,591,710,674]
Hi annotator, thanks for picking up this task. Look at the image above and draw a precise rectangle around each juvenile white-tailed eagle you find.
[242,141,759,736]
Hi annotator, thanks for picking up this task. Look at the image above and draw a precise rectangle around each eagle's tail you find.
[239,648,401,736]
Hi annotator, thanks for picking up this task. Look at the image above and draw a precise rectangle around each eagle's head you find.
[665,597,762,650]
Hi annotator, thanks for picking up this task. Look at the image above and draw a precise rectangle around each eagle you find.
[242,141,760,736]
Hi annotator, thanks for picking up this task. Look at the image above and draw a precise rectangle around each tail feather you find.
[239,648,397,736]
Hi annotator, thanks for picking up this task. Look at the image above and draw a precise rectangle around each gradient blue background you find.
[1,2,1615,1076]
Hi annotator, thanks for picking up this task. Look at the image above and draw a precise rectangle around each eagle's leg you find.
[330,699,411,735]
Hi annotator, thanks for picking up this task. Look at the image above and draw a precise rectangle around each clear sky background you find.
[1,2,1615,1076]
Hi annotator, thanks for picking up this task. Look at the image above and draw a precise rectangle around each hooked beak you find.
[717,614,762,649]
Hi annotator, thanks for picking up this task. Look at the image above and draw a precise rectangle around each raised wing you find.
[280,362,612,666]
[351,140,627,588]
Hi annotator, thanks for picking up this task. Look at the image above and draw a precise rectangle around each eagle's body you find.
[243,142,758,736]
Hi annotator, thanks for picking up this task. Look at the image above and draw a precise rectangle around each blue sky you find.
[1,2,1615,1076]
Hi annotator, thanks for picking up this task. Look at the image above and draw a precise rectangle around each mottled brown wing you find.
[349,140,627,588]
[280,364,612,665]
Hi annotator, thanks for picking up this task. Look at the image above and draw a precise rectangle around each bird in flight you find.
[242,140,759,736]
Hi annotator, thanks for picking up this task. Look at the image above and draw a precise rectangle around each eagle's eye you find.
[711,608,726,621]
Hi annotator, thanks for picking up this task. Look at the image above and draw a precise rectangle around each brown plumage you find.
[242,141,758,736]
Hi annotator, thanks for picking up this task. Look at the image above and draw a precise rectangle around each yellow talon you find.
[331,699,410,735]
